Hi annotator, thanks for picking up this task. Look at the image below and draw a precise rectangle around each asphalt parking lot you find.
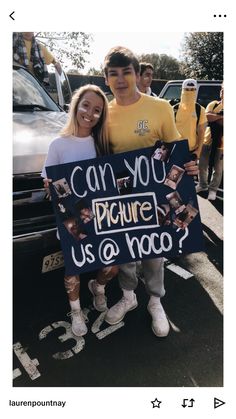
[13,256,223,387]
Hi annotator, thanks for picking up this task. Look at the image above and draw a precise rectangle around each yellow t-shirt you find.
[108,94,181,154]
[175,102,207,151]
[24,39,54,73]
[203,101,223,149]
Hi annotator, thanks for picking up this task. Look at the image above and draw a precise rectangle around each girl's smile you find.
[76,91,104,136]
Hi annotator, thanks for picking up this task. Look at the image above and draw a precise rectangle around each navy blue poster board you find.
[46,139,204,275]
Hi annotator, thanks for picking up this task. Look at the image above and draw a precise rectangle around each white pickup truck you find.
[158,79,222,108]
[13,64,71,275]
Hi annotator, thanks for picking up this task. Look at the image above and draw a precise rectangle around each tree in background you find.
[36,32,92,71]
[138,53,184,80]
[180,32,223,80]
[67,69,81,75]
[87,65,103,76]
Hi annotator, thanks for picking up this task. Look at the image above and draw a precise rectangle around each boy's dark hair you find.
[140,62,154,76]
[104,46,140,76]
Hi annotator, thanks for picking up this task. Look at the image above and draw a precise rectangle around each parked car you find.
[158,80,222,108]
[47,70,72,111]
[13,64,71,275]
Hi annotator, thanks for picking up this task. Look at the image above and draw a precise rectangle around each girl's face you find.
[76,91,104,135]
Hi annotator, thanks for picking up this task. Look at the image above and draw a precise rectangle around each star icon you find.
[151,398,162,408]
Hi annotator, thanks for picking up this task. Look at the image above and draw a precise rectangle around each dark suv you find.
[13,64,70,276]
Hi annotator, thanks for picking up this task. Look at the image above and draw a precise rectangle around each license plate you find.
[42,251,64,273]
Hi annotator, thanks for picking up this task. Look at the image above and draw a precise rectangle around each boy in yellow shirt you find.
[103,46,198,337]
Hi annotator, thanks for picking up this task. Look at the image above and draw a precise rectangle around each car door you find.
[158,83,182,105]
[55,69,72,111]
[197,84,221,108]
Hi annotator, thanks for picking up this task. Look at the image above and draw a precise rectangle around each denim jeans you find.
[199,144,223,191]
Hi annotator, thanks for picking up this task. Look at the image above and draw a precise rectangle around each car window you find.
[197,85,221,107]
[13,68,59,111]
[60,72,72,105]
[105,93,114,102]
[161,85,182,101]
[53,70,72,108]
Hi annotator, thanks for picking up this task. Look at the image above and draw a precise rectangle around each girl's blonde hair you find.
[61,84,110,155]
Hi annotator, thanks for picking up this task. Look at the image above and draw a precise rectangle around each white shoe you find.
[195,184,208,193]
[147,299,170,337]
[208,190,217,201]
[105,294,138,325]
[67,309,88,336]
[88,279,107,312]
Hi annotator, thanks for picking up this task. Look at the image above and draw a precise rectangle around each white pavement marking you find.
[197,195,223,240]
[13,368,22,379]
[140,260,193,281]
[82,307,91,322]
[38,325,53,340]
[164,259,193,279]
[91,311,107,334]
[13,342,41,380]
[52,321,85,358]
[188,373,199,387]
[96,322,125,340]
[202,230,215,244]
[180,252,223,314]
[168,319,181,333]
[39,321,85,360]
[166,264,193,279]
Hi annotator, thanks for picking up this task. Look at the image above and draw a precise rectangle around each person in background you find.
[173,79,207,159]
[137,62,157,97]
[13,32,62,85]
[103,46,198,338]
[42,85,118,336]
[196,84,224,201]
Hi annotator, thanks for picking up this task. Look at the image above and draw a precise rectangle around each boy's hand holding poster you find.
[46,139,204,275]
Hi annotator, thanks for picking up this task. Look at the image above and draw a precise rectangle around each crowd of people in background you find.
[13,34,223,337]
[172,78,224,201]
[196,84,224,201]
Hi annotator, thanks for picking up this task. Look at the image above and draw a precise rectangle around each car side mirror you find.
[63,103,70,112]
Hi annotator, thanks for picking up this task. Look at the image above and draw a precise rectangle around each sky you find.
[81,32,186,73]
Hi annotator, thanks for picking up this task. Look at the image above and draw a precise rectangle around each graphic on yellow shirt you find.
[108,94,180,154]
[134,120,150,136]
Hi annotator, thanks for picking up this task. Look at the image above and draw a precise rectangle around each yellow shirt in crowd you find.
[203,101,223,150]
[108,94,180,154]
[175,91,207,151]
[24,39,55,73]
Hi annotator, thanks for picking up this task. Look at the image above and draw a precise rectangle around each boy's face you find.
[105,64,139,101]
[23,32,34,41]
[140,68,153,88]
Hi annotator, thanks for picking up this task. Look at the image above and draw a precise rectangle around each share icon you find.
[214,397,225,409]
